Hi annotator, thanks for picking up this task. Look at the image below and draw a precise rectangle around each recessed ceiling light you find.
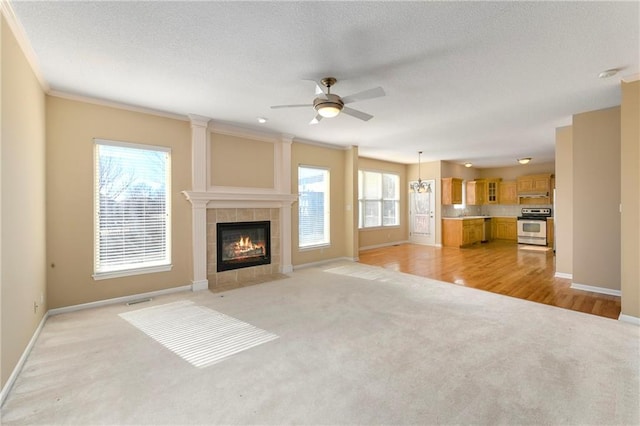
[464,162,473,168]
[517,157,532,165]
[598,68,619,79]
[257,117,268,124]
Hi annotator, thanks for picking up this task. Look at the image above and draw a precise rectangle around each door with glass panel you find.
[409,180,436,246]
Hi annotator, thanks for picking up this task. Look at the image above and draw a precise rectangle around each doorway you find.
[409,180,435,246]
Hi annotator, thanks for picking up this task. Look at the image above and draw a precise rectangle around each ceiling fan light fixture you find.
[517,157,532,164]
[464,162,473,168]
[314,94,344,118]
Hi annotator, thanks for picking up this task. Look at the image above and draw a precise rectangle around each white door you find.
[409,180,436,245]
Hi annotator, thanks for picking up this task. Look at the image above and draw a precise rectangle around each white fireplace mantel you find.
[183,116,295,291]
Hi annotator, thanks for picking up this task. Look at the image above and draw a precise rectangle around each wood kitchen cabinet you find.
[547,218,554,248]
[517,173,552,194]
[485,178,501,204]
[492,217,517,241]
[499,181,518,205]
[442,218,484,247]
[442,177,463,205]
[466,179,486,205]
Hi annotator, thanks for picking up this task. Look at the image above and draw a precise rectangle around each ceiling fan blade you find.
[270,104,312,109]
[309,114,323,125]
[342,106,374,121]
[341,87,386,105]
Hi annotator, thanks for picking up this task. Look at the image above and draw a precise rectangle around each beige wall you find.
[291,143,347,266]
[358,157,409,249]
[1,15,47,388]
[620,80,640,318]
[210,133,274,188]
[478,162,555,181]
[555,126,573,276]
[45,96,193,308]
[572,107,621,291]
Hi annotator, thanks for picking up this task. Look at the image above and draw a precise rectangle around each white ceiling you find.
[8,1,639,167]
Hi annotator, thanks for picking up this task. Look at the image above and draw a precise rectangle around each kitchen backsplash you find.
[442,204,552,217]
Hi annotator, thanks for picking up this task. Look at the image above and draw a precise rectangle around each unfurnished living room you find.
[1,1,639,425]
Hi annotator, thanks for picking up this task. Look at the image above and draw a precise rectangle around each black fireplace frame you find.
[216,221,271,272]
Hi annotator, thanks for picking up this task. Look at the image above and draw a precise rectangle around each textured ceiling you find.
[8,1,640,167]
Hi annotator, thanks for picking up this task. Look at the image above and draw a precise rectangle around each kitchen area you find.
[441,173,555,248]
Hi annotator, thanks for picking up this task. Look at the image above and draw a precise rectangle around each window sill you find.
[298,243,330,252]
[93,264,172,281]
[359,225,401,231]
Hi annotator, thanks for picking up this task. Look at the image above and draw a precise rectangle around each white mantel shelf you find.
[183,190,297,205]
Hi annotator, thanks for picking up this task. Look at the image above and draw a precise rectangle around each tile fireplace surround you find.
[207,208,281,289]
[182,116,296,292]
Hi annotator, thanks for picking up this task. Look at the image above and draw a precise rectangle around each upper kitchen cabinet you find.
[485,178,501,204]
[499,181,518,204]
[517,173,552,194]
[466,179,486,205]
[517,173,553,204]
[442,177,463,205]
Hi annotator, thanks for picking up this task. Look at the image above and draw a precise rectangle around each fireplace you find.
[216,221,271,272]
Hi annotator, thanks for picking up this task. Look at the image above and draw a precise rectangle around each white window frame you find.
[298,165,330,249]
[358,170,401,229]
[93,139,172,280]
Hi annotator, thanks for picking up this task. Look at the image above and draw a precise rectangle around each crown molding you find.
[621,73,639,83]
[48,90,189,122]
[0,0,50,92]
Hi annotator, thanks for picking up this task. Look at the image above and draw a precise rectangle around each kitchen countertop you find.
[442,215,517,220]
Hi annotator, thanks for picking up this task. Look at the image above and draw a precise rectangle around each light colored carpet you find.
[119,300,278,368]
[2,261,639,425]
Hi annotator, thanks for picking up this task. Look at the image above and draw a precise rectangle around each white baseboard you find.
[48,285,191,316]
[0,311,49,408]
[191,279,208,291]
[281,264,293,274]
[618,314,640,326]
[293,257,356,270]
[359,240,409,251]
[570,282,621,297]
[554,272,573,279]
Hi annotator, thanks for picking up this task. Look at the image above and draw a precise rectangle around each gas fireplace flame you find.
[224,235,265,260]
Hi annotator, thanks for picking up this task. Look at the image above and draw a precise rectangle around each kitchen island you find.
[442,216,517,247]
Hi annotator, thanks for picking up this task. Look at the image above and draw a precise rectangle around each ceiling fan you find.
[270,77,385,124]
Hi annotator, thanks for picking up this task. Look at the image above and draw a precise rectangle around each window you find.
[358,170,400,228]
[94,139,171,279]
[298,166,330,248]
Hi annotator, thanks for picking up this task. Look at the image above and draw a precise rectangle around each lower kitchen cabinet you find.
[492,217,517,241]
[442,218,484,247]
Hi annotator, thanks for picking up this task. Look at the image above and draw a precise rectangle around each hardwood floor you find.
[358,241,621,320]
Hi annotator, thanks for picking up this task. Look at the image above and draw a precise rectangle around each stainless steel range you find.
[517,208,551,246]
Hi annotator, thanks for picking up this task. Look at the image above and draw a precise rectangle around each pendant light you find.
[410,151,431,193]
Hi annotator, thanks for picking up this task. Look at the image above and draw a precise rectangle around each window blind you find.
[298,166,330,248]
[94,140,171,278]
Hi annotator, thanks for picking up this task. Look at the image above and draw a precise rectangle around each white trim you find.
[554,272,573,279]
[93,264,172,281]
[570,282,621,297]
[0,311,49,407]
[618,314,640,326]
[48,91,187,121]
[48,285,191,316]
[293,257,356,270]
[359,240,409,251]
[210,122,282,144]
[0,0,49,91]
[191,279,209,291]
[281,264,294,274]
